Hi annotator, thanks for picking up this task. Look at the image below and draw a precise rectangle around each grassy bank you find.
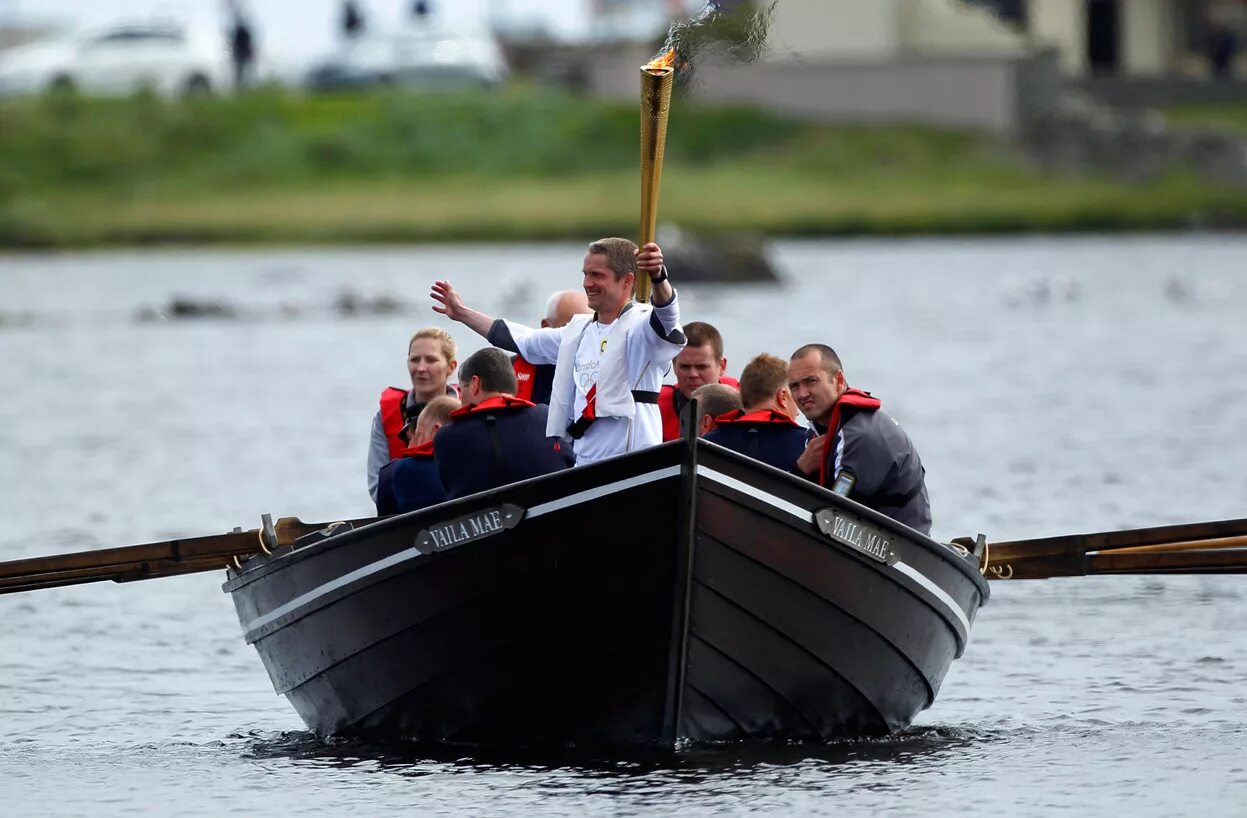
[1164,103,1247,137]
[3,86,1246,248]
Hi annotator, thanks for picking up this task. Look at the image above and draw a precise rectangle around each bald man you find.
[513,290,590,404]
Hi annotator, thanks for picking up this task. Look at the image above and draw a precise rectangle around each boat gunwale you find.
[223,438,989,609]
[222,442,686,593]
[695,439,991,601]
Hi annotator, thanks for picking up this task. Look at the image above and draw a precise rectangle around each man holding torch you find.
[430,240,685,466]
[428,49,687,466]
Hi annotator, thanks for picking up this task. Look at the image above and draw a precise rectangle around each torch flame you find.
[644,48,677,72]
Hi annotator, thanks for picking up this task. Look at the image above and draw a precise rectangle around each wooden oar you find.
[0,514,379,595]
[982,517,1247,580]
[993,546,1247,579]
[1097,534,1247,555]
[988,516,1247,562]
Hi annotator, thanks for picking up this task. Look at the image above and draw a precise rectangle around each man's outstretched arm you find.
[431,279,561,363]
[430,280,496,339]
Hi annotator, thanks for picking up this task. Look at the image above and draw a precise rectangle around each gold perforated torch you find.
[637,50,676,304]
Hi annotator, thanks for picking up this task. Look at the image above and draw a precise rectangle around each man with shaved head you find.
[513,290,590,405]
[788,344,931,534]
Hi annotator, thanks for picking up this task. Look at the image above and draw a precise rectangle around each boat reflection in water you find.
[225,431,990,748]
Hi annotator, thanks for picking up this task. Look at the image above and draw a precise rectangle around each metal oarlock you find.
[259,513,277,554]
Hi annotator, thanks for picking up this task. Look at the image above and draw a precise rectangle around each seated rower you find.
[659,321,740,441]
[435,348,574,500]
[789,344,931,535]
[689,383,741,437]
[704,353,806,471]
[367,327,459,503]
[376,395,460,515]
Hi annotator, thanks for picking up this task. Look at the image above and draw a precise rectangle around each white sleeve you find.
[643,290,685,356]
[499,320,563,365]
[366,409,388,502]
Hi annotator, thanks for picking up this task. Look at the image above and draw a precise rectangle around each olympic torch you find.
[638,56,675,304]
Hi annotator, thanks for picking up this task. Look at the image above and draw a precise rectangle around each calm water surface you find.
[1,236,1245,816]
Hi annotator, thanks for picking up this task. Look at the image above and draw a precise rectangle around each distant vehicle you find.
[306,28,508,91]
[0,22,229,97]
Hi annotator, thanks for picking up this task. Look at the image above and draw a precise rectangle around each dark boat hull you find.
[225,437,988,747]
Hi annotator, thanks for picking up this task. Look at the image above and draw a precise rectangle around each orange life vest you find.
[394,439,435,459]
[513,355,539,402]
[714,407,799,427]
[657,375,741,441]
[379,387,409,460]
[818,388,882,487]
[449,394,536,419]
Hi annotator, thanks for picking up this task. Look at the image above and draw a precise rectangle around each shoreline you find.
[4,88,1247,250]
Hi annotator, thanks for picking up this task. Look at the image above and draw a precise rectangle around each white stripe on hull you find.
[696,465,972,637]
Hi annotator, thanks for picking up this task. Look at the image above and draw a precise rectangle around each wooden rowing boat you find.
[224,430,990,747]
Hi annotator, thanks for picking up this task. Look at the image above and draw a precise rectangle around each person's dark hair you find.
[459,348,518,395]
[791,343,843,376]
[587,237,639,281]
[691,383,742,428]
[739,353,788,408]
[684,321,724,360]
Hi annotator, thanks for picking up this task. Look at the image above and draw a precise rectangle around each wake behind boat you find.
[223,430,990,748]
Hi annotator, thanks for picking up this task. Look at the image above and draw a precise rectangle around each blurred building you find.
[0,22,51,52]
[588,0,703,40]
[574,0,1247,133]
[767,0,1027,61]
[1022,0,1245,77]
[583,0,1058,134]
[768,0,1246,78]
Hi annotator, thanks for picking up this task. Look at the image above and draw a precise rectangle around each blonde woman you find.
[367,327,458,504]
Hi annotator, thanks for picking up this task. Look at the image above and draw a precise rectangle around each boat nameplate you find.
[414,503,525,555]
[815,508,898,565]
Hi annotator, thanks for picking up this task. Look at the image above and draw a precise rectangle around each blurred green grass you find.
[2,86,1246,247]
[1163,103,1247,136]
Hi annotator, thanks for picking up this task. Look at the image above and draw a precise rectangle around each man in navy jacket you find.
[435,348,574,499]
[705,353,807,472]
[375,395,459,515]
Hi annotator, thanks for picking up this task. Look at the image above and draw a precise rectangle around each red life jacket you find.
[657,385,680,441]
[378,386,409,460]
[657,375,741,441]
[818,388,882,487]
[714,407,799,427]
[449,394,536,420]
[513,355,539,402]
[394,439,435,459]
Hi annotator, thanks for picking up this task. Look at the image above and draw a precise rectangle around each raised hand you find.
[429,279,495,339]
[430,280,466,321]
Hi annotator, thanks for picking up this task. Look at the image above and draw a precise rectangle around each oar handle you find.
[0,514,381,594]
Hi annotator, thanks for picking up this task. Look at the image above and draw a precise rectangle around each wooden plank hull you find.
[224,439,988,748]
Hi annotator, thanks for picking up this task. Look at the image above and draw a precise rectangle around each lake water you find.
[1,236,1245,816]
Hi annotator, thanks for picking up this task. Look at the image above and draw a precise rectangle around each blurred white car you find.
[0,22,230,97]
[306,28,508,91]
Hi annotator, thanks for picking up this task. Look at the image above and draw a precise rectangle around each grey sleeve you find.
[366,409,389,503]
[838,418,896,497]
